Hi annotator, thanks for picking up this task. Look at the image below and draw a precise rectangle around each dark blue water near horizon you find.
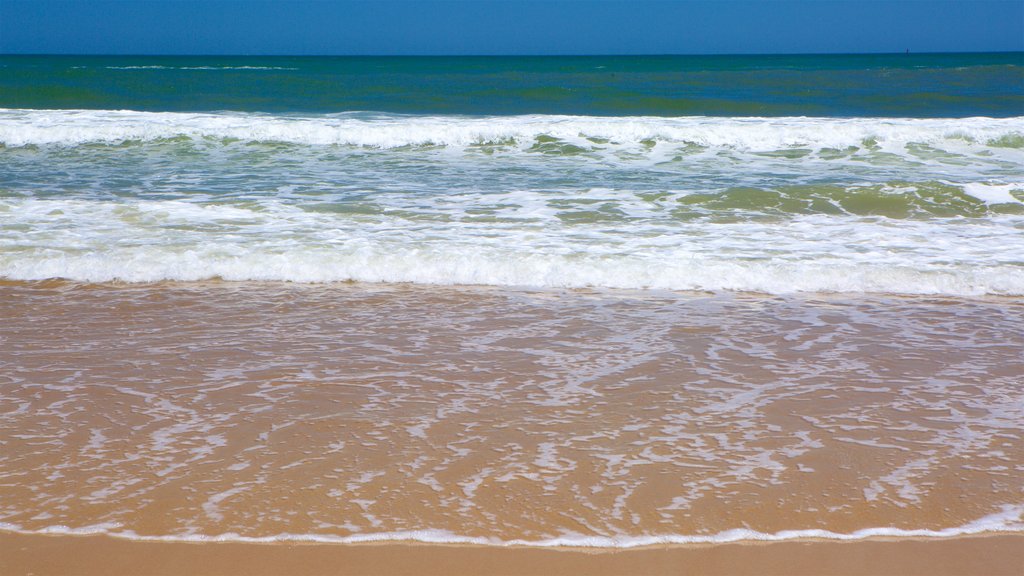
[1,52,1022,117]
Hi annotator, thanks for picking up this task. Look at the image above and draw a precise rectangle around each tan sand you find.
[3,281,1023,576]
[1,532,1022,576]
[3,282,1022,541]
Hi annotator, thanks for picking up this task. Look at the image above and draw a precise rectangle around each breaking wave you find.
[1,109,1021,153]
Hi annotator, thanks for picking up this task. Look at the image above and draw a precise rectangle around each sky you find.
[1,0,1022,56]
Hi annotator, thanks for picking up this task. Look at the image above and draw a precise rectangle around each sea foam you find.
[1,504,1021,547]
[2,197,1024,295]
[2,110,1022,296]
[1,109,1021,152]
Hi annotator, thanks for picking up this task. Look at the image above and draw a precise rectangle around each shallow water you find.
[1,282,1021,545]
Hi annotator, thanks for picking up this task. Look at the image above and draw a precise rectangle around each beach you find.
[2,532,1022,576]
[2,282,1022,557]
[1,53,1022,574]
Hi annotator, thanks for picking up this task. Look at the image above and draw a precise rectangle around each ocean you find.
[1,53,1022,547]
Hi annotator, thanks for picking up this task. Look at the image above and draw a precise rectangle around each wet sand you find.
[2,281,1022,572]
[2,532,1022,576]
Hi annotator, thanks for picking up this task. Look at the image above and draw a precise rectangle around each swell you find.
[1,109,1021,152]
[3,54,1021,116]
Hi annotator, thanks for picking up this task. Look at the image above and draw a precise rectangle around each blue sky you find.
[1,1,1022,55]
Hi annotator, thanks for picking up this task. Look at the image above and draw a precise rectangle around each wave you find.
[1,504,1021,547]
[2,196,1023,295]
[2,235,1023,295]
[1,109,1021,152]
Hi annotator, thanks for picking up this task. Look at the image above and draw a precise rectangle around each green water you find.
[1,52,1022,116]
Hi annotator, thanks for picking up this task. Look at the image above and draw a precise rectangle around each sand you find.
[3,282,1022,575]
[2,532,1022,576]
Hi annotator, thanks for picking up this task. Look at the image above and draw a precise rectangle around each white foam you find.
[959,182,1024,205]
[2,198,1023,295]
[1,109,1020,152]
[2,111,1023,297]
[202,486,251,523]
[1,504,1021,547]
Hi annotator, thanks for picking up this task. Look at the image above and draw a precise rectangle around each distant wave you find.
[1,109,1021,152]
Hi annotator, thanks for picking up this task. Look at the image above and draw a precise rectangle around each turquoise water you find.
[1,54,1023,294]
[1,53,1022,116]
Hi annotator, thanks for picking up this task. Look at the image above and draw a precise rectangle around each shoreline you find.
[3,509,1023,546]
[4,276,1024,301]
[3,282,1022,574]
[2,532,1022,575]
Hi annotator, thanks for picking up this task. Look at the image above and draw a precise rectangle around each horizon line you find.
[3,50,1023,58]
